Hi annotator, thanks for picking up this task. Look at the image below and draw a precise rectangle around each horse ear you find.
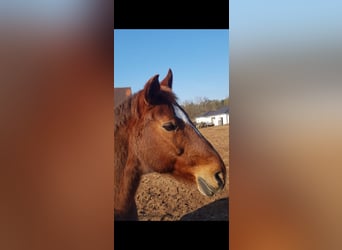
[144,74,160,104]
[160,68,173,89]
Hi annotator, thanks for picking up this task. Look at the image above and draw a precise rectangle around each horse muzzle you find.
[196,170,225,196]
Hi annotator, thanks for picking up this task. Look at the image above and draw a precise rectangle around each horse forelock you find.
[147,87,178,106]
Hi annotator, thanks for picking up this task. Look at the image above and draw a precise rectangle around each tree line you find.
[180,96,229,121]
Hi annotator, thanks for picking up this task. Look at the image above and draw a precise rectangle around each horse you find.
[114,69,226,220]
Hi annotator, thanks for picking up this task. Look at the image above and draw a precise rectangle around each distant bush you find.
[181,96,229,120]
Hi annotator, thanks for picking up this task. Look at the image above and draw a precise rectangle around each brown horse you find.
[114,69,226,220]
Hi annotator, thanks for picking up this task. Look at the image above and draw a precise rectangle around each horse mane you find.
[114,95,134,132]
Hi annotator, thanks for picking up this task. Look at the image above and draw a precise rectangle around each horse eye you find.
[162,122,177,131]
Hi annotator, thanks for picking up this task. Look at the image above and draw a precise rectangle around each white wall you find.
[195,116,212,124]
[212,114,229,125]
[195,114,229,126]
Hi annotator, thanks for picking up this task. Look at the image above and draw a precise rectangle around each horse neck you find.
[114,96,142,213]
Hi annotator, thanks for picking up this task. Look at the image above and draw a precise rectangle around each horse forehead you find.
[153,104,174,117]
[173,104,204,137]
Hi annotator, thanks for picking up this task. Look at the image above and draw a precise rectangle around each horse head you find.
[133,69,226,196]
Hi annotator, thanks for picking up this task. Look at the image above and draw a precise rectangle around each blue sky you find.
[114,30,229,104]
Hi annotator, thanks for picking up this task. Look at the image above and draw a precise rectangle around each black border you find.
[115,221,229,249]
[114,0,229,29]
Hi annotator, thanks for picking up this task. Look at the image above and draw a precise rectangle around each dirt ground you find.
[135,125,229,221]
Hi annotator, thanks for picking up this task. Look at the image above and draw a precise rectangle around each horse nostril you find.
[177,148,184,155]
[215,171,224,188]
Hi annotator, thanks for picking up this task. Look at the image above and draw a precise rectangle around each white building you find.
[195,106,229,126]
